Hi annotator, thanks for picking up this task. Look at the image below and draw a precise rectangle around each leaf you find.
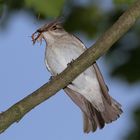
[114,0,134,5]
[64,5,105,38]
[25,0,65,17]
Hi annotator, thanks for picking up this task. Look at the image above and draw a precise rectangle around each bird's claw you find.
[67,59,75,67]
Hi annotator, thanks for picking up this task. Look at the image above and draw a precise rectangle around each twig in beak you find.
[31,31,42,45]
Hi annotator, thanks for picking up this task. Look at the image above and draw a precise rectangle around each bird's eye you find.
[52,26,57,30]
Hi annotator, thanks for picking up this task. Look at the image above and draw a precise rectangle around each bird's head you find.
[32,20,67,45]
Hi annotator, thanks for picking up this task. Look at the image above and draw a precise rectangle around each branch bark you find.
[0,0,140,134]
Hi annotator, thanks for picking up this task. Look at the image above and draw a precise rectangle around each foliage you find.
[114,0,134,5]
[24,0,65,17]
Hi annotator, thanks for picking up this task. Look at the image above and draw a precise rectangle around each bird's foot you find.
[67,59,75,67]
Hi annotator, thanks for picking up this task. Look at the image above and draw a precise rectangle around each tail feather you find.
[83,101,105,133]
[101,96,123,123]
[83,113,96,133]
[64,87,122,133]
[83,96,123,132]
[87,102,105,129]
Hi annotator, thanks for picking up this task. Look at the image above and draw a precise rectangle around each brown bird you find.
[32,20,123,133]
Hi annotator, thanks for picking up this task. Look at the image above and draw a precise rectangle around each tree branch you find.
[0,0,140,134]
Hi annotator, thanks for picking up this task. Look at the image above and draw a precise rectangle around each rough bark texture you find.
[0,0,140,134]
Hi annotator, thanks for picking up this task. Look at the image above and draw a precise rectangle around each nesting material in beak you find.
[31,31,44,45]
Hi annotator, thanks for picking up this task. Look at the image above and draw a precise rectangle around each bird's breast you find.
[45,41,84,75]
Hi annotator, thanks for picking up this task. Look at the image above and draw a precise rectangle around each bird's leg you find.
[49,73,60,81]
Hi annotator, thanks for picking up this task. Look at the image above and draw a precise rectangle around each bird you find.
[32,20,123,133]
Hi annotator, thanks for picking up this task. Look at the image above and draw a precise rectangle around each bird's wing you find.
[71,34,87,49]
[72,34,112,105]
[93,63,111,105]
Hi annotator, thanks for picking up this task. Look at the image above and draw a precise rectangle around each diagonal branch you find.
[0,0,140,134]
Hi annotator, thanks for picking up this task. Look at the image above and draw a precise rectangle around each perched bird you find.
[32,20,123,133]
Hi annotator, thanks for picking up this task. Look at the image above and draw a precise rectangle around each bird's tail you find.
[83,96,122,133]
[64,87,122,133]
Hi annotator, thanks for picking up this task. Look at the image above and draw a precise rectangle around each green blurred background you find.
[0,0,140,139]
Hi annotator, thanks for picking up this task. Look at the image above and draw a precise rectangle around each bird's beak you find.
[31,31,39,44]
[32,28,48,45]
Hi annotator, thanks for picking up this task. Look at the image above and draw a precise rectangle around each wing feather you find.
[93,63,112,105]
